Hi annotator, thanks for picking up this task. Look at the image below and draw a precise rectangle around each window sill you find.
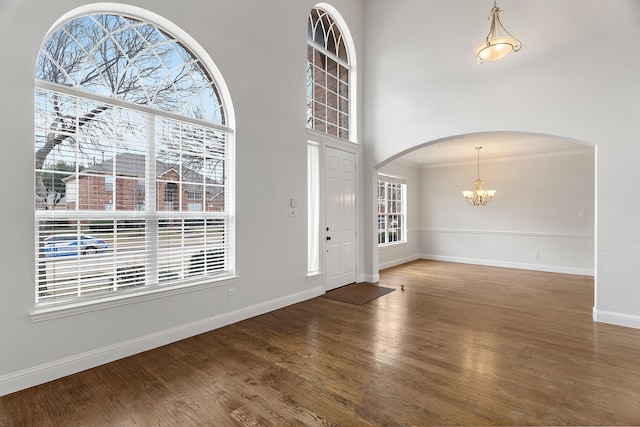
[378,241,407,248]
[30,275,239,322]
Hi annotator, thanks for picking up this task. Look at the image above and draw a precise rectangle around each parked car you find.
[43,234,108,257]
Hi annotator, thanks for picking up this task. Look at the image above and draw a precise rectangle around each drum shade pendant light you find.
[475,1,521,63]
[462,147,496,206]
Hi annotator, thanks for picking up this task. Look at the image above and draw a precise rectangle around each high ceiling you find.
[367,0,612,169]
[391,132,594,167]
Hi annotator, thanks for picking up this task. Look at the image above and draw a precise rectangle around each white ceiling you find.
[393,132,594,167]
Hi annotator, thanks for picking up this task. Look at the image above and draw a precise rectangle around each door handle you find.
[326,236,331,240]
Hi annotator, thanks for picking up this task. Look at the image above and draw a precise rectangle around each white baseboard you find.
[378,255,421,271]
[593,308,640,330]
[421,254,594,276]
[0,286,325,397]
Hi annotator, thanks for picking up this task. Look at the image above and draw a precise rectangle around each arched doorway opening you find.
[374,131,596,281]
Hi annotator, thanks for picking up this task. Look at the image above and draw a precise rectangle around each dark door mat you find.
[322,283,395,305]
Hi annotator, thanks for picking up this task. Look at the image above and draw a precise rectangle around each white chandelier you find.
[475,1,521,63]
[462,147,496,206]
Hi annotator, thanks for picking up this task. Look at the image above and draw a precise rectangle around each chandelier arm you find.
[493,11,522,51]
[484,7,499,45]
[463,146,495,206]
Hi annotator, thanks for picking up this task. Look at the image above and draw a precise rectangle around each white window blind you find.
[35,88,232,305]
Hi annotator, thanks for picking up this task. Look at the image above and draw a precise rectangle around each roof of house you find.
[68,153,221,187]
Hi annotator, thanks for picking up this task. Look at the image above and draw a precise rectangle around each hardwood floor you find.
[2,260,640,426]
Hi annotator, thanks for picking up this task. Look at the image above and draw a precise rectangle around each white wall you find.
[363,0,640,329]
[420,150,594,274]
[379,150,594,275]
[2,0,639,398]
[0,0,364,395]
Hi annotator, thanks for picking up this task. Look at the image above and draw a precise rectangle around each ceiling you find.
[393,132,594,167]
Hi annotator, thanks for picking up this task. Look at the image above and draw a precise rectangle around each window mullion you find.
[307,42,349,69]
[146,114,159,286]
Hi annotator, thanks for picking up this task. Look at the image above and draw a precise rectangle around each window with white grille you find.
[34,13,234,306]
[378,177,406,246]
[306,7,351,140]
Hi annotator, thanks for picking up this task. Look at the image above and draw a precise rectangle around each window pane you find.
[327,91,338,112]
[207,187,225,212]
[338,81,349,97]
[326,57,338,78]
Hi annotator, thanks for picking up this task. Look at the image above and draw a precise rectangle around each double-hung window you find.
[34,12,234,306]
[378,177,406,245]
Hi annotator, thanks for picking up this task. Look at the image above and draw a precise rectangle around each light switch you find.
[290,198,297,208]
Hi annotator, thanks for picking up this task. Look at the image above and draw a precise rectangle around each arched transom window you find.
[307,7,351,140]
[34,12,234,306]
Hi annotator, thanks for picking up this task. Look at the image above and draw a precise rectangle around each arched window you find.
[307,7,352,140]
[34,10,234,306]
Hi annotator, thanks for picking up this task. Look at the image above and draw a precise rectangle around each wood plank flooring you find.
[2,260,640,426]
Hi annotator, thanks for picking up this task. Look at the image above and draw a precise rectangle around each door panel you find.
[325,147,356,291]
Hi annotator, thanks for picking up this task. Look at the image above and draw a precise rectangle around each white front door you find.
[325,147,356,291]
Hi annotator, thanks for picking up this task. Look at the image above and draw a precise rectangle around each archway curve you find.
[375,131,595,170]
[374,130,597,298]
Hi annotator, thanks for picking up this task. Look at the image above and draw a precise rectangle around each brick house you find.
[64,153,224,212]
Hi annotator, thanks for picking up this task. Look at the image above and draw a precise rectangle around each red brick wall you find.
[67,172,223,212]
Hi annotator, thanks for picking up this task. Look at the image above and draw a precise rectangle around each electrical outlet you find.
[228,288,235,300]
[533,252,540,259]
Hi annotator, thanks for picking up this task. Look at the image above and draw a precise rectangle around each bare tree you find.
[34,14,215,208]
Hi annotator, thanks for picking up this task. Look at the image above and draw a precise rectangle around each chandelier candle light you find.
[475,1,521,63]
[462,147,496,206]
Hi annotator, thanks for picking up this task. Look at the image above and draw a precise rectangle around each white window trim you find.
[44,3,236,129]
[307,141,320,275]
[30,275,239,322]
[33,6,237,311]
[307,4,357,143]
[314,3,357,143]
[34,87,235,306]
[378,173,407,247]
